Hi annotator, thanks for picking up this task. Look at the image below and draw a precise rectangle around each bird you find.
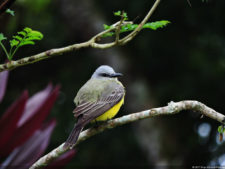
[64,65,125,149]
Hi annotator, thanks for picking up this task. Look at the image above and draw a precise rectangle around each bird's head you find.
[91,65,123,79]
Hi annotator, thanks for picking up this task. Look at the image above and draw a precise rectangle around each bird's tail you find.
[64,123,83,149]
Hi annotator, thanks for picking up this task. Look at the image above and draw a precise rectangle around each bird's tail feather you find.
[64,124,83,149]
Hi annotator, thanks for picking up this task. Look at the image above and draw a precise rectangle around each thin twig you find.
[29,100,225,169]
[115,11,125,43]
[187,0,192,7]
[119,0,161,44]
[0,0,160,72]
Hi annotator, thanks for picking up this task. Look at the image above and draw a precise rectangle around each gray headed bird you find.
[64,65,125,149]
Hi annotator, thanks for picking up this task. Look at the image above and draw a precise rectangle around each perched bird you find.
[64,65,125,149]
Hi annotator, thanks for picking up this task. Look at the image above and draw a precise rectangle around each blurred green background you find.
[1,0,225,168]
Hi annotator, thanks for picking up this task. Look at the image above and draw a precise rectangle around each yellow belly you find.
[94,97,124,122]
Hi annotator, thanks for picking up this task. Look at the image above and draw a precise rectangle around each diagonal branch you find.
[0,0,160,72]
[29,100,225,169]
[119,0,161,44]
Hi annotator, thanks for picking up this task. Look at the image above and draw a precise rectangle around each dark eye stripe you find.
[100,73,110,77]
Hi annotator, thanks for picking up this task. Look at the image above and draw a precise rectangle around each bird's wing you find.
[73,83,124,123]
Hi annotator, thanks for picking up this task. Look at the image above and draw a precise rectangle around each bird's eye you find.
[100,73,109,77]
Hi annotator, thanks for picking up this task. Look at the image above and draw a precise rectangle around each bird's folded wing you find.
[73,85,124,122]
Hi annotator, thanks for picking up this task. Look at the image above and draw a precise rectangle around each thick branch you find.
[0,0,160,72]
[29,100,225,169]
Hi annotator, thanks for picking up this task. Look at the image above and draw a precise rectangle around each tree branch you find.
[119,0,161,44]
[115,11,125,43]
[0,0,160,72]
[29,100,225,169]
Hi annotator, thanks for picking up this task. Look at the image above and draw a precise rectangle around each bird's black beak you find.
[110,72,123,77]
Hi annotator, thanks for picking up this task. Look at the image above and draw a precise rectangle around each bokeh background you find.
[1,0,225,168]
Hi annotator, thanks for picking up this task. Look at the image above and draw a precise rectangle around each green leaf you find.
[122,12,128,20]
[101,32,114,38]
[218,125,225,134]
[8,27,43,60]
[27,30,43,39]
[0,27,43,61]
[120,20,170,33]
[19,40,35,47]
[25,36,42,41]
[10,39,19,47]
[102,20,170,38]
[114,10,128,20]
[103,24,112,30]
[12,35,23,41]
[6,9,15,16]
[0,33,7,42]
[23,27,32,33]
[143,20,170,30]
[18,31,26,37]
[11,27,43,48]
[121,24,137,33]
[114,11,121,16]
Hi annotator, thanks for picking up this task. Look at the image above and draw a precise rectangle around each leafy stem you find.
[102,10,170,38]
[0,27,43,61]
